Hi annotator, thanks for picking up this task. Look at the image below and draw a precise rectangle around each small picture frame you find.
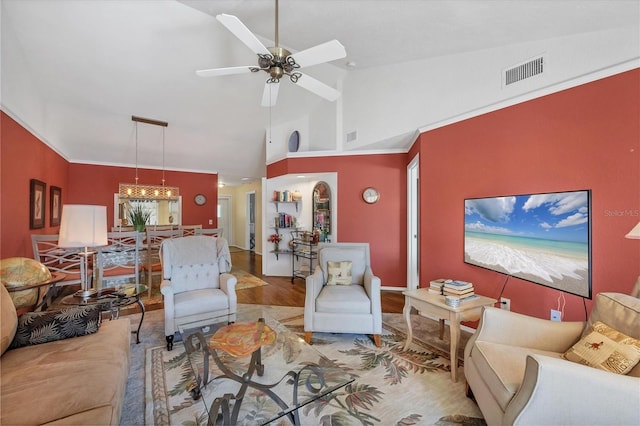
[50,186,62,227]
[30,179,46,229]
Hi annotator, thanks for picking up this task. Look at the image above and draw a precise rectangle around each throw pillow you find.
[563,321,640,375]
[10,305,102,349]
[327,261,352,285]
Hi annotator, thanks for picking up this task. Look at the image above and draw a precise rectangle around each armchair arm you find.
[505,354,640,425]
[160,279,175,336]
[470,307,585,352]
[363,267,382,334]
[304,268,324,330]
[219,273,237,314]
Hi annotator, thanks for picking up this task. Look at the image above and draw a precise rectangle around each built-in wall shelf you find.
[270,249,292,260]
[272,201,299,212]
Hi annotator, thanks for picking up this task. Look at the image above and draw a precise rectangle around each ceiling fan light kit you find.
[196,0,346,106]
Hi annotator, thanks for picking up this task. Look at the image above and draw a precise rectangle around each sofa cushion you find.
[174,288,229,318]
[472,341,563,411]
[327,261,352,285]
[316,285,371,314]
[10,305,101,349]
[1,284,18,355]
[0,319,130,425]
[563,321,640,375]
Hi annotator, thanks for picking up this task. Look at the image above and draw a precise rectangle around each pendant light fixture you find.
[119,116,179,200]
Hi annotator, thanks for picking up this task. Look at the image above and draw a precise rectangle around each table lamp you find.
[58,205,108,298]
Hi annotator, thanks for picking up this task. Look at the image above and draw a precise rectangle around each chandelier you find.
[119,116,179,200]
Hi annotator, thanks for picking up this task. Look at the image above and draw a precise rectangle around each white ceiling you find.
[2,0,639,186]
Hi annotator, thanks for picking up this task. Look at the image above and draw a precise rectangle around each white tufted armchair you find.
[160,236,237,350]
[304,242,382,347]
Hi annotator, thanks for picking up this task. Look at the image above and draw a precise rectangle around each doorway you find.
[218,195,232,245]
[246,191,256,252]
[407,154,419,290]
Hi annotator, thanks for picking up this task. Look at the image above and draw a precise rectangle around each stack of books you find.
[428,279,446,295]
[442,280,477,301]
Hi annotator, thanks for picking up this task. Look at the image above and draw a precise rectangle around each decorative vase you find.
[134,224,146,232]
[274,242,279,252]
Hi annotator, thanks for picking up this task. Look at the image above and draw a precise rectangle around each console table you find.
[402,288,497,382]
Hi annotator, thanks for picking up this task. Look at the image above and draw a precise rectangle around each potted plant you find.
[128,205,151,232]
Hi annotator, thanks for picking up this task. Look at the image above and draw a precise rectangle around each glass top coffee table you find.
[61,284,147,344]
[178,308,354,426]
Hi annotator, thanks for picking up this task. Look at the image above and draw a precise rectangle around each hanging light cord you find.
[162,127,166,187]
[135,122,139,185]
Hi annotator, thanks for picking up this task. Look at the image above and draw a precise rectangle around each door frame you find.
[218,195,233,246]
[245,191,256,251]
[407,154,419,290]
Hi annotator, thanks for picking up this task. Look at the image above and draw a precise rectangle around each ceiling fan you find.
[196,0,346,107]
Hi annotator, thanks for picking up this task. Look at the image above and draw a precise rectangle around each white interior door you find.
[407,155,419,289]
[217,196,232,245]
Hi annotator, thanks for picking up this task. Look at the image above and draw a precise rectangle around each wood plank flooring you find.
[231,248,406,313]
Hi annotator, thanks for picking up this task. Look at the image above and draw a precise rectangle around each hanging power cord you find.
[497,275,509,307]
[556,292,566,320]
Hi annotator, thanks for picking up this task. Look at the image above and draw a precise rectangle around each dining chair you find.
[97,231,142,289]
[144,228,183,297]
[179,224,202,236]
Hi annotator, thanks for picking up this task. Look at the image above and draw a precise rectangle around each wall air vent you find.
[504,55,545,86]
[345,130,358,143]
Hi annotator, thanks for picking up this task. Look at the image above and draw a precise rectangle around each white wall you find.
[262,173,337,277]
[341,27,640,150]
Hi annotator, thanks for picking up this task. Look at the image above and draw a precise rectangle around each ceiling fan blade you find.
[261,82,280,107]
[294,73,341,102]
[216,14,271,56]
[289,40,346,68]
[196,66,254,77]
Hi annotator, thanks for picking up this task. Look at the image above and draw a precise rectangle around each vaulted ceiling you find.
[2,0,638,185]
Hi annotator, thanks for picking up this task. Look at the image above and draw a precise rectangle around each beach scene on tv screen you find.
[464,190,590,297]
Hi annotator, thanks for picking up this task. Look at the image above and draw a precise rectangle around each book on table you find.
[444,280,473,291]
[444,289,475,298]
[443,286,474,295]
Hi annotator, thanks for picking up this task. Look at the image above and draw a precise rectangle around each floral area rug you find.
[145,306,484,425]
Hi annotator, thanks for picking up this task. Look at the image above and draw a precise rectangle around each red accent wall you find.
[267,154,408,287]
[68,164,218,230]
[1,112,70,258]
[418,69,640,321]
[1,111,218,259]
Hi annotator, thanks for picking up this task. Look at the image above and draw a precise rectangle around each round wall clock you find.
[194,194,207,206]
[362,187,380,204]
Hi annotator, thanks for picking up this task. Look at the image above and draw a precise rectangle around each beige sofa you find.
[464,292,640,425]
[0,284,131,425]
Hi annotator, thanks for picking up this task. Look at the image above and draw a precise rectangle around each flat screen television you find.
[464,189,592,298]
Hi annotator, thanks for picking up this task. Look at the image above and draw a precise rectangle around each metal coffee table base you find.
[184,330,349,426]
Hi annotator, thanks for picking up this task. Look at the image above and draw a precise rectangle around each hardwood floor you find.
[231,248,406,313]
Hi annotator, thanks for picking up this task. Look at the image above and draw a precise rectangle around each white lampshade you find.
[626,221,640,240]
[58,205,108,248]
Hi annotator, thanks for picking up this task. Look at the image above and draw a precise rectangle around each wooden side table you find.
[402,288,497,382]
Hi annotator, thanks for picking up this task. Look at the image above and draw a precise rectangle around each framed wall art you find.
[30,179,46,229]
[50,186,62,227]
